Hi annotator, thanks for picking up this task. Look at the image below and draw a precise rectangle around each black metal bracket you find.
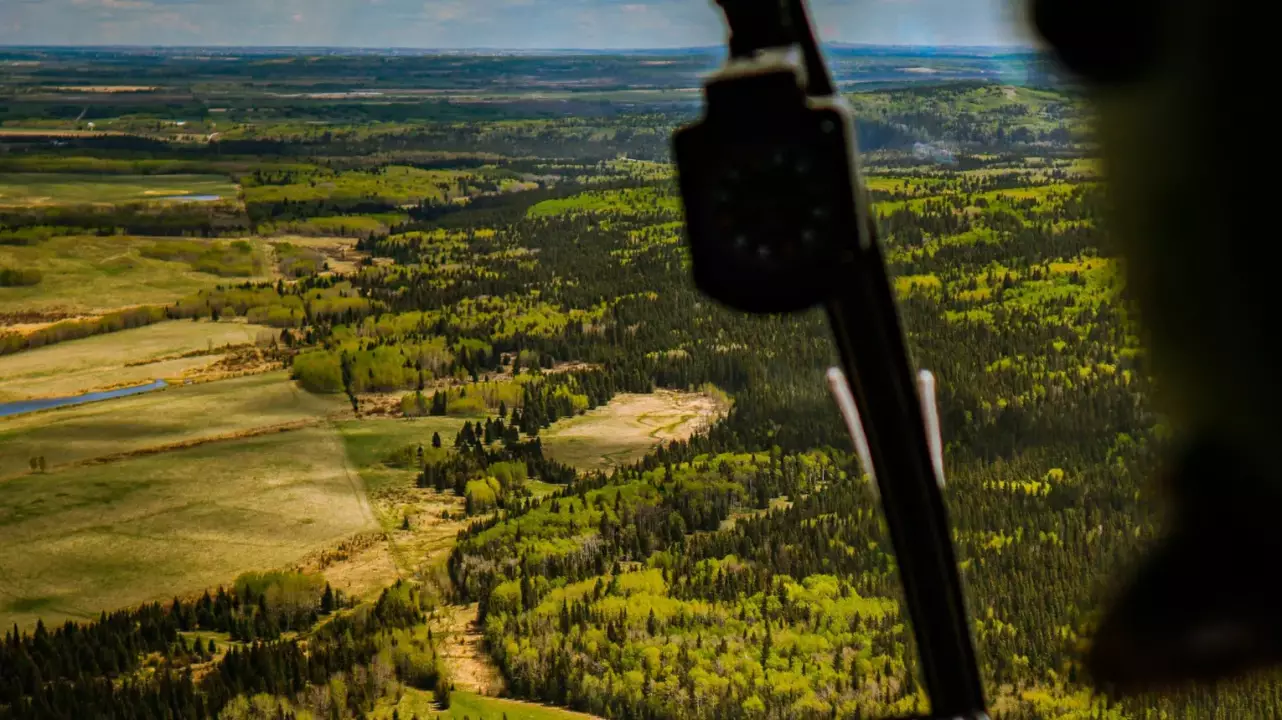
[672,0,990,717]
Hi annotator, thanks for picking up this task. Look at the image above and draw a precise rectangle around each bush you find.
[446,395,487,417]
[292,350,344,393]
[401,391,430,417]
[246,304,304,328]
[489,461,527,491]
[1,305,165,356]
[465,478,501,513]
[0,267,42,287]
[142,239,261,278]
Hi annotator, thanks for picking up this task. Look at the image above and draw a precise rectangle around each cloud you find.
[70,0,151,9]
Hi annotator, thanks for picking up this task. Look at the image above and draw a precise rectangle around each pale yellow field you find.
[0,423,375,630]
[0,320,275,402]
[541,390,727,472]
[0,371,347,478]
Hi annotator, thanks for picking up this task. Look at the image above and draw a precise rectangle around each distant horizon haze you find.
[0,0,1037,50]
[0,42,1041,54]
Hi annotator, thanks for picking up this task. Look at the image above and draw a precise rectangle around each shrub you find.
[0,267,42,287]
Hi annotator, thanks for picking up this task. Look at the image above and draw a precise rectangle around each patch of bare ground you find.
[542,389,730,472]
[367,482,508,694]
[432,602,505,695]
[292,531,400,604]
[374,486,469,576]
[172,344,286,385]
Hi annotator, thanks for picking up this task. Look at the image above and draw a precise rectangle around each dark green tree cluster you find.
[0,581,424,720]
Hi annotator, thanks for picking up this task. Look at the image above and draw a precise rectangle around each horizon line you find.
[0,42,1042,53]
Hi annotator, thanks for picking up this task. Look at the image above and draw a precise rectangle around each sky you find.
[0,0,1036,49]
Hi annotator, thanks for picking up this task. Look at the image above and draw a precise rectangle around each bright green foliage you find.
[141,238,265,277]
[293,350,345,393]
[242,165,485,205]
[527,187,681,218]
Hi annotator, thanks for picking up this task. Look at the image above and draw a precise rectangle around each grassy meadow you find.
[0,370,346,477]
[0,320,277,402]
[0,172,239,206]
[0,423,375,630]
[337,417,471,494]
[0,234,274,315]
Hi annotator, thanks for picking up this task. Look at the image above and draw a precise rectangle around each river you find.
[0,379,169,419]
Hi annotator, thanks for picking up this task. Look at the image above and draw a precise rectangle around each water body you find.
[159,194,221,202]
[0,379,168,419]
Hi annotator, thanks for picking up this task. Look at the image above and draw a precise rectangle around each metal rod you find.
[823,233,986,715]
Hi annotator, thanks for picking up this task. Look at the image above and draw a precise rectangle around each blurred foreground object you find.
[673,0,990,715]
[1033,0,1282,694]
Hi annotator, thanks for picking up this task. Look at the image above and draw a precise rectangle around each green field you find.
[0,234,273,315]
[0,172,239,206]
[337,417,471,494]
[0,371,346,477]
[377,689,599,720]
[0,423,374,630]
[0,320,277,402]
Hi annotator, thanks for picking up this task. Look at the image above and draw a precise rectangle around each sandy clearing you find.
[541,389,728,472]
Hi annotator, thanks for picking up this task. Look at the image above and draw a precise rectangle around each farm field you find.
[0,173,239,206]
[0,370,346,477]
[0,319,277,402]
[0,423,374,630]
[0,234,273,316]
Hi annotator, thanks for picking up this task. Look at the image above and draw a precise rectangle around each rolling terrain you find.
[0,46,1253,720]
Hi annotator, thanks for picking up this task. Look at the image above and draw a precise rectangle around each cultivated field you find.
[0,320,277,402]
[541,390,728,471]
[0,172,238,206]
[0,423,375,630]
[0,234,273,316]
[0,371,346,478]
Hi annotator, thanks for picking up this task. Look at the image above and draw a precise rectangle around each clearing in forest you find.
[541,389,728,472]
[0,423,376,631]
[337,417,471,494]
[264,234,368,274]
[376,689,602,720]
[0,320,278,402]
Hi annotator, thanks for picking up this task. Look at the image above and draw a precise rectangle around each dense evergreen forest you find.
[2,72,1273,719]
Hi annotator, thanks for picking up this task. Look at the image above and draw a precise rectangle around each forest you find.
[0,48,1269,720]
